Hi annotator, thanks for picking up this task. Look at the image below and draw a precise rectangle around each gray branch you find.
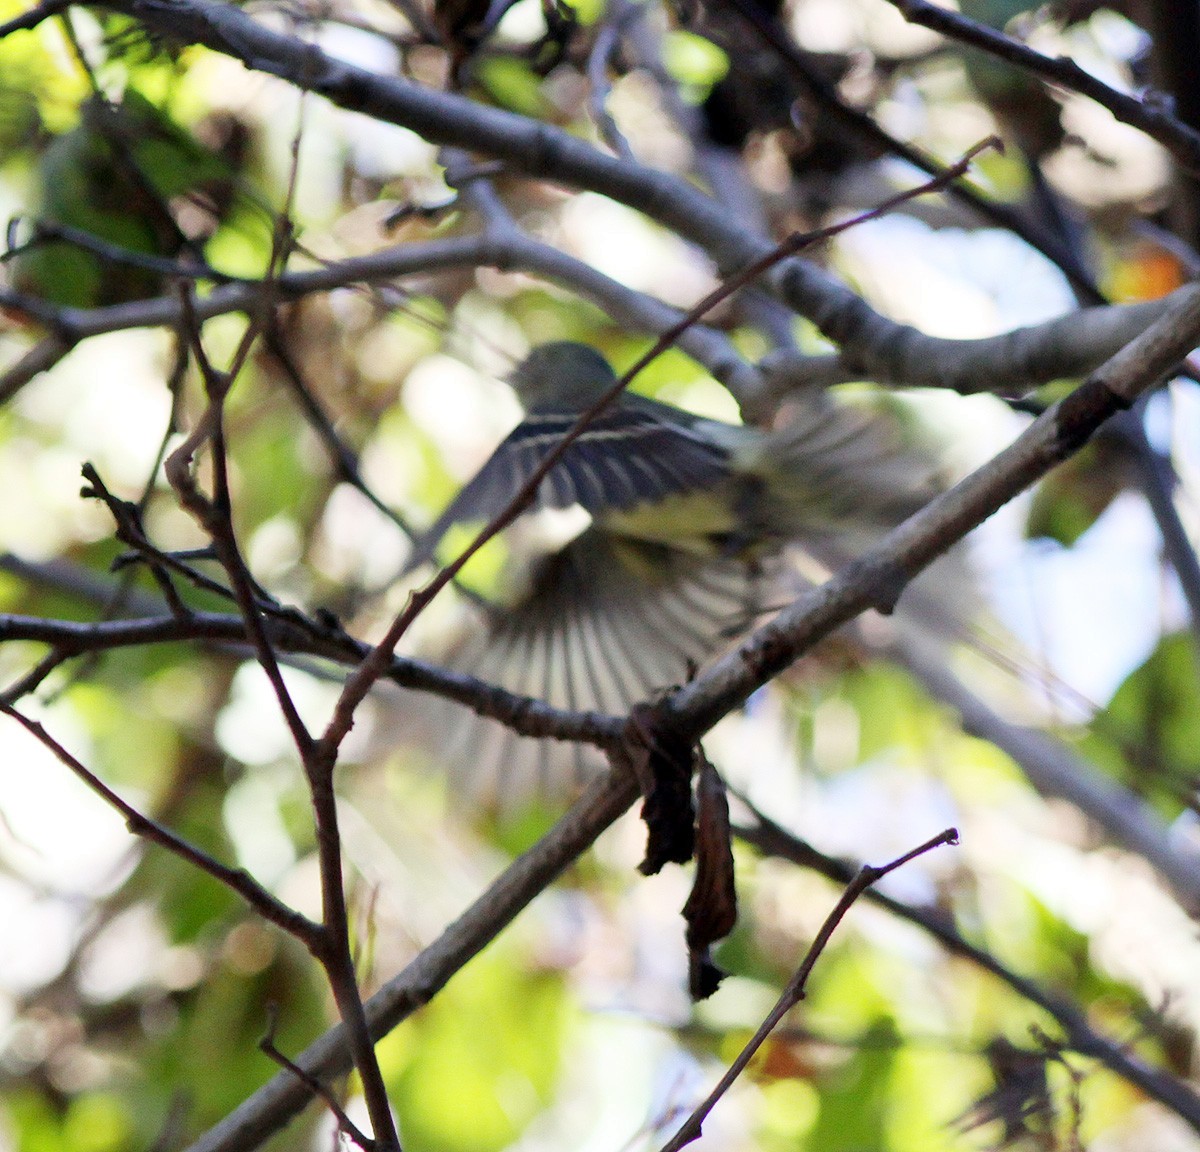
[1,230,758,399]
[667,284,1200,742]
[173,236,1200,1152]
[895,635,1200,911]
[100,0,1184,394]
[184,770,639,1152]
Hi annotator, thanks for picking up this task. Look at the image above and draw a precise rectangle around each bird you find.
[403,341,950,804]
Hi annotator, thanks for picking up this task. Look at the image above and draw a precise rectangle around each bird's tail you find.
[745,391,980,644]
[745,393,951,541]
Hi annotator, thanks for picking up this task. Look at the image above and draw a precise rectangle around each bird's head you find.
[509,341,618,411]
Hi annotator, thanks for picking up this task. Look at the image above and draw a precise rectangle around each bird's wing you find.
[407,528,784,807]
[405,405,734,571]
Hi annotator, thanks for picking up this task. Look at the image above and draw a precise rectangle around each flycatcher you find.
[407,341,946,801]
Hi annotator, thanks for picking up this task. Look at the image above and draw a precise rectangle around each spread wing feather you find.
[414,530,781,807]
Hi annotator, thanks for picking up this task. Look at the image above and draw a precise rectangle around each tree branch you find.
[887,0,1200,174]
[666,282,1200,738]
[735,811,1200,1131]
[94,0,1188,395]
[0,705,322,944]
[183,769,639,1152]
[659,828,959,1151]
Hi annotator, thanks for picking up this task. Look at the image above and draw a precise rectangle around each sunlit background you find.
[1,0,1199,1146]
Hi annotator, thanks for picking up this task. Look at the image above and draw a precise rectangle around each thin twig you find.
[0,648,69,705]
[6,217,236,285]
[1108,404,1200,649]
[260,1012,374,1150]
[174,292,315,758]
[184,769,639,1152]
[263,322,417,541]
[587,2,636,160]
[659,828,959,1152]
[149,151,404,1147]
[0,606,625,745]
[735,810,1200,1131]
[45,338,195,701]
[0,705,322,943]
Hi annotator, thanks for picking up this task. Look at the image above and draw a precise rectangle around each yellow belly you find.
[600,491,740,554]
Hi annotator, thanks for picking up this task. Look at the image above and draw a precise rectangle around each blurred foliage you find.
[1084,631,1200,810]
[380,948,572,1152]
[1025,441,1132,546]
[0,0,1198,1149]
[9,88,245,307]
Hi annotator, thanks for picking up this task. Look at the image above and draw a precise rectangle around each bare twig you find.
[260,1012,374,1150]
[659,828,959,1151]
[184,769,639,1152]
[151,162,404,1146]
[0,605,625,745]
[0,648,70,705]
[168,287,313,758]
[1108,404,1200,647]
[5,217,234,285]
[887,0,1200,174]
[0,705,322,943]
[735,811,1200,1131]
[83,463,243,608]
[587,2,636,160]
[263,322,418,541]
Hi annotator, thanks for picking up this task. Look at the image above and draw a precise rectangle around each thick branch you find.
[667,282,1200,735]
[761,299,1170,396]
[0,233,754,399]
[184,769,638,1152]
[96,0,1183,393]
[173,272,1200,1152]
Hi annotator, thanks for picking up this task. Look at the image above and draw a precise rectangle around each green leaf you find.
[11,89,238,306]
[1026,442,1132,546]
[475,57,551,119]
[662,31,729,94]
[804,1018,898,1151]
[1083,631,1200,811]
